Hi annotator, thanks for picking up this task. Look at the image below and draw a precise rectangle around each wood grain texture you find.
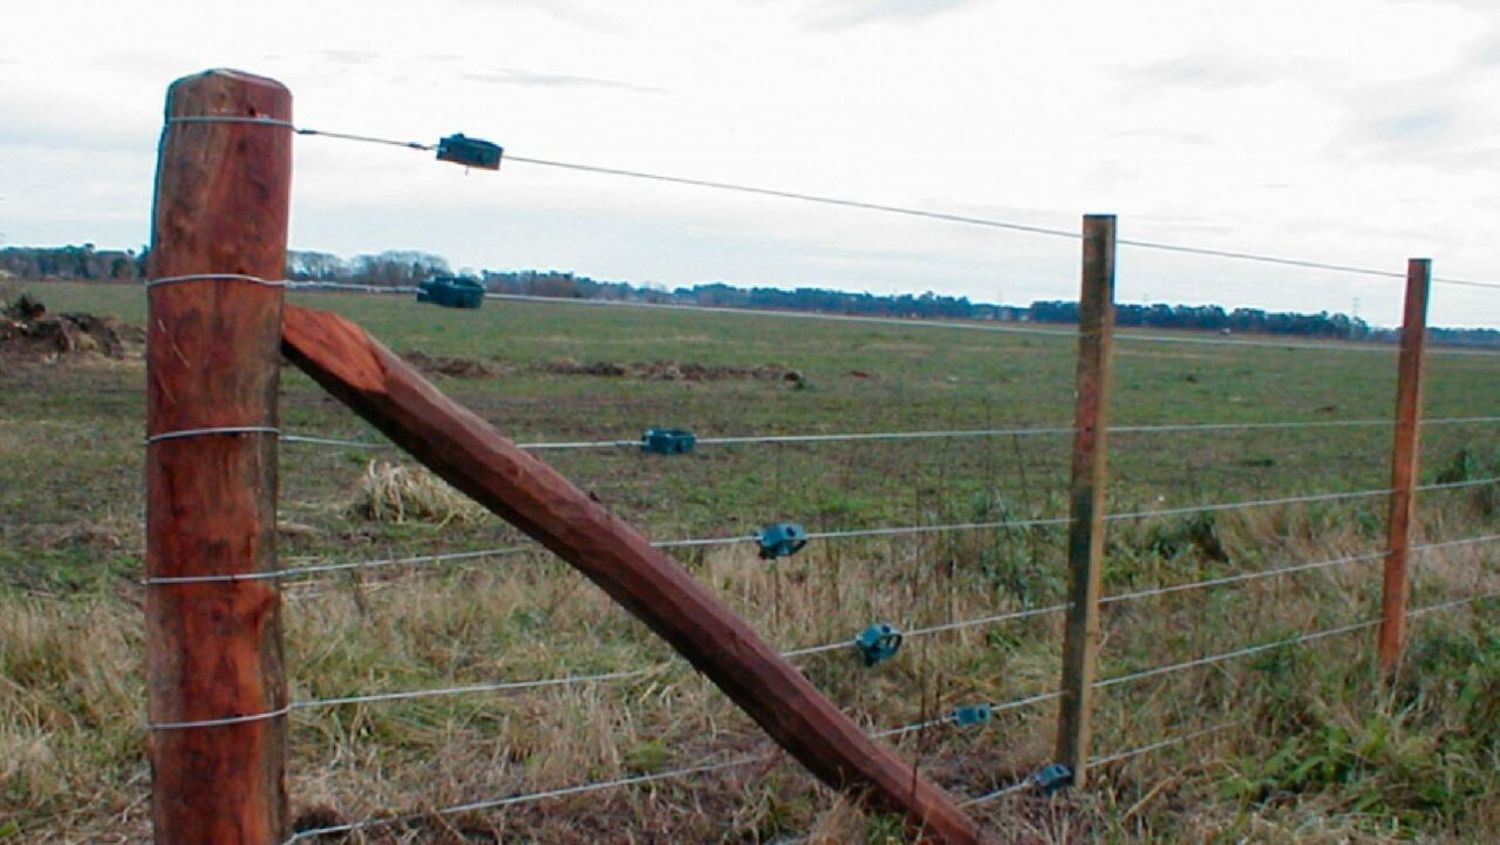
[1055,214,1116,787]
[1379,258,1431,672]
[145,69,291,844]
[281,303,993,845]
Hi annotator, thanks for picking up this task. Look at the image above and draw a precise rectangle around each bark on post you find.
[145,69,292,844]
[1054,214,1117,787]
[1378,258,1431,672]
[281,304,994,845]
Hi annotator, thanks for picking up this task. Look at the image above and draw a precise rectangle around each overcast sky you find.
[3,0,1499,326]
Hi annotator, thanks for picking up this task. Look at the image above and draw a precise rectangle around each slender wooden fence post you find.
[145,69,292,843]
[1054,214,1116,787]
[1378,258,1431,673]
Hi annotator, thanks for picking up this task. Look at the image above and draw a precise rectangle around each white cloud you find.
[2,0,1499,326]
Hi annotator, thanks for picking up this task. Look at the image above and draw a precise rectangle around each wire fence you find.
[285,125,1500,293]
[283,279,1500,357]
[140,477,1500,587]
[270,592,1495,842]
[121,103,1500,843]
[278,414,1500,455]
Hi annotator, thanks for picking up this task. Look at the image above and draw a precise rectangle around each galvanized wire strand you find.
[144,273,288,289]
[279,433,387,449]
[286,280,423,293]
[273,273,1500,356]
[1413,532,1500,552]
[1106,486,1392,522]
[149,476,1465,586]
[1095,590,1497,693]
[959,720,1245,807]
[1409,589,1500,616]
[505,155,1082,240]
[167,116,297,130]
[802,515,1072,542]
[1087,719,1247,768]
[518,157,1499,292]
[142,545,530,585]
[276,415,1500,455]
[1084,529,1496,610]
[962,592,1496,805]
[898,603,1071,640]
[1094,618,1382,691]
[1115,237,1500,291]
[291,127,434,151]
[283,753,771,843]
[149,704,295,731]
[522,438,643,450]
[486,291,1082,340]
[151,482,1434,585]
[1417,476,1500,492]
[873,689,1064,740]
[298,665,668,710]
[292,602,1069,713]
[270,542,1497,715]
[145,425,280,444]
[1425,416,1500,428]
[960,778,1034,806]
[485,292,1500,357]
[267,122,1500,292]
[482,292,1382,354]
[1099,550,1388,607]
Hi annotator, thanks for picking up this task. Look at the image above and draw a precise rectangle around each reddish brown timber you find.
[146,69,292,844]
[281,303,993,845]
[1055,214,1117,787]
[1379,258,1431,672]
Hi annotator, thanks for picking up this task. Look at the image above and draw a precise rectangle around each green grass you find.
[2,280,1498,842]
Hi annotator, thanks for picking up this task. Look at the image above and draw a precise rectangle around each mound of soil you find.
[542,358,803,383]
[400,350,511,378]
[1,295,143,361]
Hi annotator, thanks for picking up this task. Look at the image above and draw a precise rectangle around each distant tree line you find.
[6,244,1498,347]
[1031,300,1371,340]
[1,244,144,281]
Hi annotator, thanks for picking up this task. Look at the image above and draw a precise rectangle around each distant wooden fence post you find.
[1378,258,1431,673]
[1055,214,1117,787]
[145,70,292,844]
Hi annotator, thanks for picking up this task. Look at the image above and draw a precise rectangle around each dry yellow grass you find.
[3,497,1495,842]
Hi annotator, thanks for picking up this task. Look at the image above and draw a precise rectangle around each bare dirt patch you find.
[399,350,512,378]
[541,357,804,383]
[1,294,143,362]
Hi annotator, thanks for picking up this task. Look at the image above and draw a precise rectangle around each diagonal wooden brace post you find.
[280,304,994,845]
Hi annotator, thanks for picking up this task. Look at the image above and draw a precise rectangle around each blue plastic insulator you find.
[436,133,503,170]
[641,428,696,455]
[758,522,807,559]
[950,703,993,727]
[854,622,903,666]
[1027,762,1074,794]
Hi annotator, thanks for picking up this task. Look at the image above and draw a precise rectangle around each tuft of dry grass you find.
[347,460,489,526]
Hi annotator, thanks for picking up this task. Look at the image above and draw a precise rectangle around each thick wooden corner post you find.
[1378,258,1431,673]
[1055,214,1116,787]
[145,70,292,843]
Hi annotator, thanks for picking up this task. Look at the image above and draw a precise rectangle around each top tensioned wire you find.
[177,117,1500,293]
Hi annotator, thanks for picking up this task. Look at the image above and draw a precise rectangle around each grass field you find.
[2,280,1498,843]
